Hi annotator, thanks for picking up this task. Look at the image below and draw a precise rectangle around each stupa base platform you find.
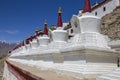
[7,48,119,80]
[10,48,118,64]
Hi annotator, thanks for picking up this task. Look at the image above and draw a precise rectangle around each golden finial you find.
[44,19,47,24]
[58,7,62,14]
[36,27,39,32]
[26,36,28,39]
[30,33,33,36]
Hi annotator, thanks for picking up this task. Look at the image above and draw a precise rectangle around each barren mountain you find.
[0,41,16,57]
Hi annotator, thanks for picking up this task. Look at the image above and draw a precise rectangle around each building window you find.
[71,29,73,33]
[95,12,97,16]
[103,7,106,11]
[74,22,78,28]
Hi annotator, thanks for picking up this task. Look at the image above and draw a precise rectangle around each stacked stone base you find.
[97,68,120,80]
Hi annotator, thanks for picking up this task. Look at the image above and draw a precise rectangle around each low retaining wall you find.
[3,60,44,80]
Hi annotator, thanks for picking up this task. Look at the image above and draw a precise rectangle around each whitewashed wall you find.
[91,0,120,18]
[78,0,120,18]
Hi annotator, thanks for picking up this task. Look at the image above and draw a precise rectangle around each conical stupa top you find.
[30,33,33,41]
[26,40,29,44]
[25,37,29,44]
[44,20,47,24]
[58,7,62,14]
[22,40,24,46]
[57,7,63,27]
[83,0,92,13]
[44,20,48,35]
[36,27,39,32]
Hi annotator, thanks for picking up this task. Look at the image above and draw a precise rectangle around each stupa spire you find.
[82,0,92,13]
[35,27,39,37]
[57,7,63,27]
[35,27,39,34]
[30,33,33,42]
[43,20,48,35]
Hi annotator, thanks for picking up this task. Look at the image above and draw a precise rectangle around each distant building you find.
[79,0,120,18]
[70,0,120,37]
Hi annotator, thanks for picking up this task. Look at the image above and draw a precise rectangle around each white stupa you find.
[19,41,26,54]
[67,0,110,50]
[30,36,39,49]
[37,20,50,47]
[25,37,31,51]
[49,7,68,49]
[26,35,39,54]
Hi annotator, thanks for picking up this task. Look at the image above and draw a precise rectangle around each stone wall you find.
[101,6,120,40]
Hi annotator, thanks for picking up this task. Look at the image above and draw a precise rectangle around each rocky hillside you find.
[101,6,120,40]
[0,41,16,57]
[0,57,5,80]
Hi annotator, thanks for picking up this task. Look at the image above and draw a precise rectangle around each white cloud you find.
[5,30,19,34]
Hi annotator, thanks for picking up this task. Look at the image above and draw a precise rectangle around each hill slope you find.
[0,41,16,57]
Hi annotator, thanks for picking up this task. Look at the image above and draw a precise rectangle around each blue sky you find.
[0,0,103,43]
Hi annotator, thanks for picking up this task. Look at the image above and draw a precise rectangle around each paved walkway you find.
[8,60,84,80]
